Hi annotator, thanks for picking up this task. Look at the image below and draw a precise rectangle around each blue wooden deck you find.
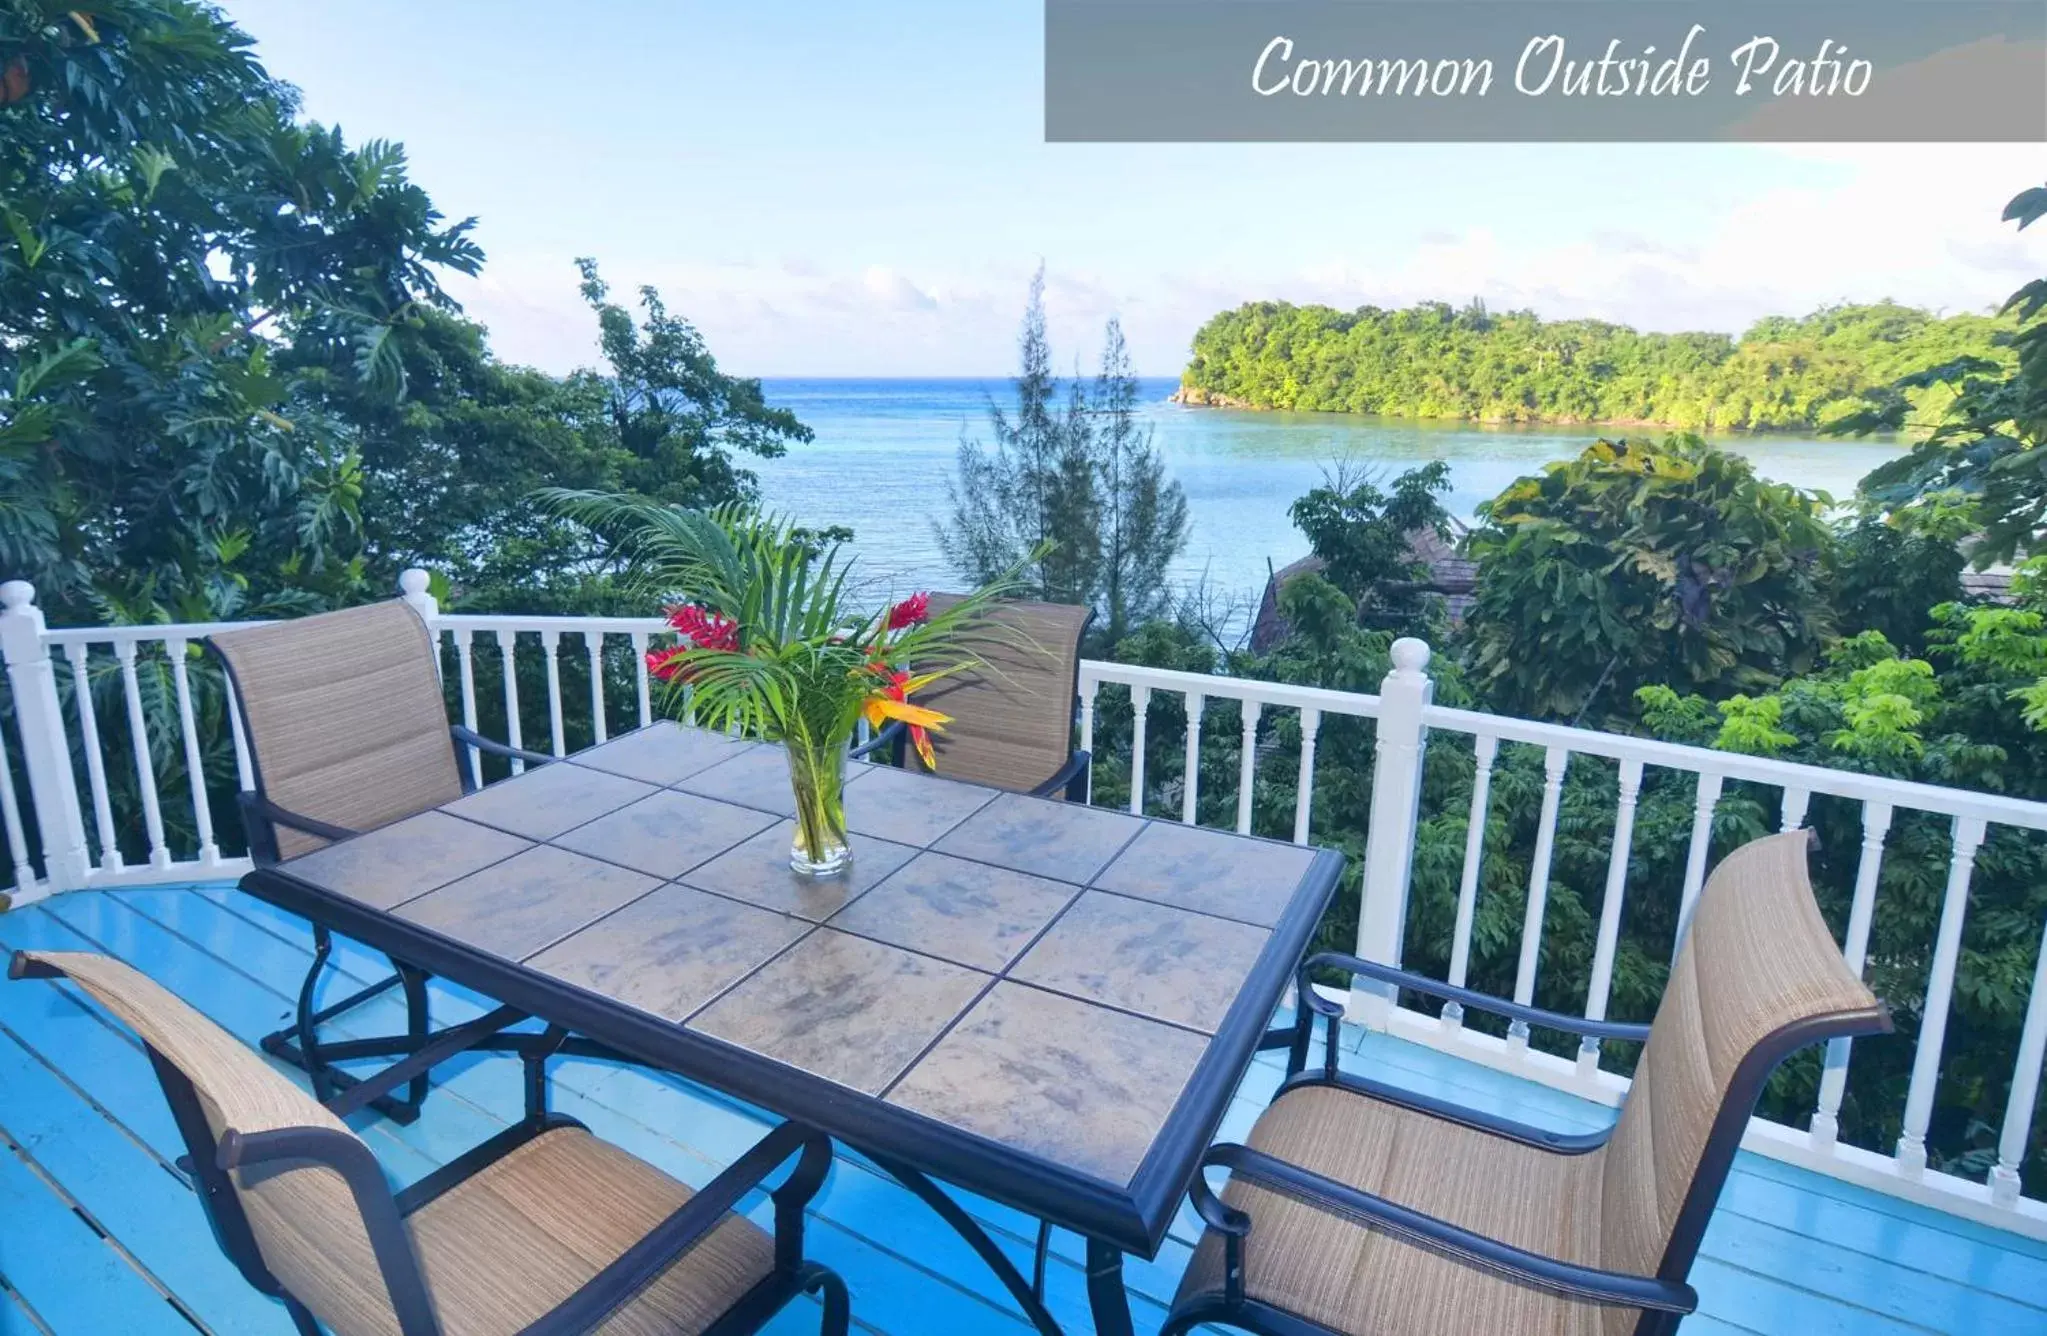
[1,884,2042,1336]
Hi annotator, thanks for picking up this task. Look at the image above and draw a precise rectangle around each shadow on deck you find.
[1,884,2043,1335]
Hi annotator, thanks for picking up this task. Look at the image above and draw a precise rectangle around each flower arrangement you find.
[542,493,1020,875]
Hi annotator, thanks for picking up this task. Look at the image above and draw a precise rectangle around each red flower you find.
[665,603,740,652]
[646,646,689,683]
[886,592,930,630]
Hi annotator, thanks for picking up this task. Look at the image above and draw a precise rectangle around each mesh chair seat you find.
[1180,1084,1609,1336]
[1172,831,1887,1336]
[408,1127,773,1336]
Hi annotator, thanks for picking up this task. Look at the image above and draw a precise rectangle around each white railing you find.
[2,574,2043,1239]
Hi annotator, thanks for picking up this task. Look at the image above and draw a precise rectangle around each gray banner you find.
[1045,0,2047,141]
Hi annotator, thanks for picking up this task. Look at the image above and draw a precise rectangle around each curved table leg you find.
[1085,1240,1136,1336]
[871,1155,1066,1336]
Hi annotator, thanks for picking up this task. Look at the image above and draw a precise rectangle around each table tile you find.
[690,929,988,1094]
[828,852,1078,972]
[395,845,659,960]
[552,789,776,879]
[444,762,655,841]
[887,981,1207,1185]
[932,793,1146,885]
[287,811,529,910]
[675,743,862,816]
[527,883,808,1021]
[566,721,749,786]
[683,821,917,921]
[1091,821,1317,927]
[1012,892,1269,1033]
[844,763,1000,846]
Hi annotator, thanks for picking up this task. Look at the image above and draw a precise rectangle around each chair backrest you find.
[8,950,421,1336]
[915,594,1093,792]
[1596,831,1886,1310]
[211,600,461,860]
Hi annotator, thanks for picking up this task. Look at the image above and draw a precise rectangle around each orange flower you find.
[863,667,952,769]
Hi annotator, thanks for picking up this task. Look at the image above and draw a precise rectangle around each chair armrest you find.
[514,1121,834,1336]
[450,725,555,770]
[241,792,358,844]
[1300,952,1652,1043]
[1028,750,1091,801]
[1201,1143,1697,1315]
[849,719,906,761]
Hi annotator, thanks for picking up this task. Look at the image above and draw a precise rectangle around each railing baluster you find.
[1897,815,1987,1175]
[1811,800,1891,1151]
[454,630,481,789]
[1579,758,1643,1074]
[585,632,608,744]
[114,640,170,869]
[225,687,254,791]
[498,632,527,775]
[1781,786,1810,831]
[1235,700,1260,835]
[1181,692,1204,824]
[1443,734,1500,1028]
[1292,707,1320,845]
[631,631,652,727]
[0,712,34,891]
[65,644,121,871]
[541,630,566,756]
[1674,770,1725,953]
[1079,678,1098,806]
[166,638,218,866]
[1993,904,2047,1207]
[1128,686,1152,816]
[1509,746,1570,1046]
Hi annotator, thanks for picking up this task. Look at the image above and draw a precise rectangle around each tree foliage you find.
[1839,183,2047,567]
[938,267,1188,635]
[1463,436,1835,720]
[1287,460,1452,636]
[1180,299,2012,431]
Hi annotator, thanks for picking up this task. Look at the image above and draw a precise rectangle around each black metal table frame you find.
[242,843,1342,1335]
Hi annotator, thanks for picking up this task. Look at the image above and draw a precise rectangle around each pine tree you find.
[1093,317,1188,642]
[937,264,1101,603]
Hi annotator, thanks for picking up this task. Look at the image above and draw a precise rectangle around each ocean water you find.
[751,378,1905,607]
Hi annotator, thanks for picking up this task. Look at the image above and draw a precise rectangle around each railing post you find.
[1350,637,1433,1028]
[0,581,90,894]
[399,567,439,621]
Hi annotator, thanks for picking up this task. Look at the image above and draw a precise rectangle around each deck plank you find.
[6,884,2047,1336]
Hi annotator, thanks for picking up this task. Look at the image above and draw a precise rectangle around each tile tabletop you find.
[270,721,1340,1209]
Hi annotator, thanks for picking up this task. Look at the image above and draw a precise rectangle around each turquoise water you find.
[753,378,1905,604]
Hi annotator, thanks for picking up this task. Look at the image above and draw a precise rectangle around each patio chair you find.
[9,949,851,1336]
[209,599,554,1121]
[854,594,1093,798]
[1167,829,1891,1336]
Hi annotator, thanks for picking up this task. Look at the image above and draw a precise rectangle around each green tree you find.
[1093,316,1187,641]
[1286,460,1452,636]
[1462,436,1835,721]
[938,264,1102,603]
[1839,183,2047,566]
[0,0,482,625]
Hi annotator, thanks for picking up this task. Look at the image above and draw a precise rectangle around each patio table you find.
[239,720,1343,1335]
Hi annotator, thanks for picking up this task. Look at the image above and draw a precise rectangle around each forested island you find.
[1176,299,2013,431]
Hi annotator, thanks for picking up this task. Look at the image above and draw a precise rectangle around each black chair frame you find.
[215,614,565,1125]
[1163,950,1891,1336]
[10,952,850,1336]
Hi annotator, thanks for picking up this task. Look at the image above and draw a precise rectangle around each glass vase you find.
[784,737,851,877]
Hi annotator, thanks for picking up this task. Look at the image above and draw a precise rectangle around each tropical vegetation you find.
[1179,298,2015,432]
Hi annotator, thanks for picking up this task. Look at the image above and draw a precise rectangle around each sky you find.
[223,0,2046,378]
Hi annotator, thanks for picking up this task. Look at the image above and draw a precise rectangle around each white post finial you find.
[398,568,437,617]
[0,580,91,892]
[1350,637,1436,1028]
